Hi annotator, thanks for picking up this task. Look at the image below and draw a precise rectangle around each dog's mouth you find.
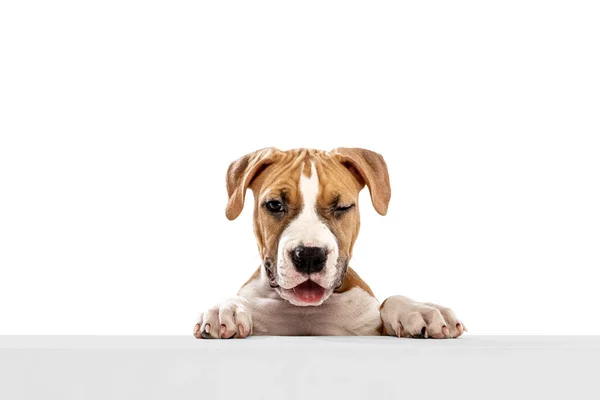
[290,280,326,303]
[266,259,335,306]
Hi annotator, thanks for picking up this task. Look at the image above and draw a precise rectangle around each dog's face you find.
[225,148,390,306]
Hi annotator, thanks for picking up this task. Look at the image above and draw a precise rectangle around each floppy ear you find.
[225,147,280,220]
[332,147,391,216]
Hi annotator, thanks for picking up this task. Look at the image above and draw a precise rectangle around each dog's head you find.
[225,148,390,306]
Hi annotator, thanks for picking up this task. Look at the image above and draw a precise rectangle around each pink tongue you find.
[292,280,326,303]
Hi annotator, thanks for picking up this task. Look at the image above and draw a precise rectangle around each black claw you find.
[411,326,427,339]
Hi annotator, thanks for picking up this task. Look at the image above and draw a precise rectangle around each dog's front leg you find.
[193,296,253,339]
[380,295,466,339]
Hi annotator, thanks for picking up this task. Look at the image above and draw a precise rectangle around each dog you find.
[193,147,465,339]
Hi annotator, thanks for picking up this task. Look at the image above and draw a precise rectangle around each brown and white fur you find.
[193,147,465,339]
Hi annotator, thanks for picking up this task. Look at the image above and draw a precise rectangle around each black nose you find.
[291,246,327,274]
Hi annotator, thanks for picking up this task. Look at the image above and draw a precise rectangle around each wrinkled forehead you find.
[251,149,360,202]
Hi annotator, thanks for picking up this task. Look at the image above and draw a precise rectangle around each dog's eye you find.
[334,204,355,214]
[265,200,284,213]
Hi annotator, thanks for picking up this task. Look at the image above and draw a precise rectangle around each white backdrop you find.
[1,1,599,335]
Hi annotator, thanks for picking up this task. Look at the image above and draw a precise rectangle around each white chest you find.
[240,283,382,336]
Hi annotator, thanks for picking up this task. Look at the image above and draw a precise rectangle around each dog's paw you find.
[380,296,466,339]
[193,296,253,339]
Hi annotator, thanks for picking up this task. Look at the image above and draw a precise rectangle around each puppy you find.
[194,148,465,339]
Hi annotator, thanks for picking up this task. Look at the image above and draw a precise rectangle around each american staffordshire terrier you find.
[193,147,465,339]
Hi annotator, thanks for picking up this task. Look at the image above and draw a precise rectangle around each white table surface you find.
[1,335,598,400]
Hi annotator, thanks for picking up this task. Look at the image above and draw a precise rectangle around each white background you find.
[1,1,599,335]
